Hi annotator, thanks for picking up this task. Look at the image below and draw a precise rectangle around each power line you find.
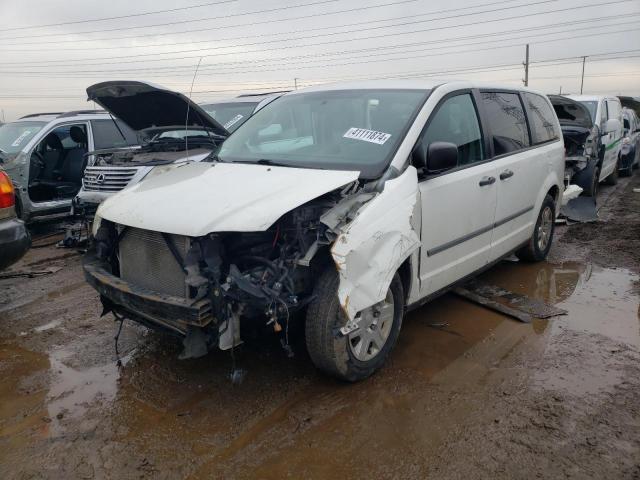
[3,21,637,78]
[155,18,640,75]
[1,0,631,69]
[0,0,240,32]
[0,0,556,65]
[4,0,534,52]
[0,0,424,46]
[2,53,638,100]
[0,0,342,41]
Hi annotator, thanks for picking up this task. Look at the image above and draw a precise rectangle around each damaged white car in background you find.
[84,81,564,381]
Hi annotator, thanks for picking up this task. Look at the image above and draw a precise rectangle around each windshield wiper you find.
[224,158,310,168]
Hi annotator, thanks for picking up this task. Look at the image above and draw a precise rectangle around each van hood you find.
[97,162,360,237]
[86,80,229,137]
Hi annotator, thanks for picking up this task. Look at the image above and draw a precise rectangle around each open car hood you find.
[549,95,593,129]
[86,81,229,137]
[618,96,640,118]
[97,162,360,237]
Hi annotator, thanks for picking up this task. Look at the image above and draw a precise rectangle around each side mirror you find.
[426,142,458,173]
[604,118,621,134]
[411,142,427,169]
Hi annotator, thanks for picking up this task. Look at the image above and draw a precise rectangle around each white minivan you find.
[567,95,624,193]
[85,80,564,381]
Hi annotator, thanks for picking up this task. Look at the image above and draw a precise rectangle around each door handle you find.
[500,169,514,180]
[479,176,496,187]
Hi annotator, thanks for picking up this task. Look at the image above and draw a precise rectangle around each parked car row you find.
[1,80,636,382]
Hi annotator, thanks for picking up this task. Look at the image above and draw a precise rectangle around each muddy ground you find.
[1,175,639,479]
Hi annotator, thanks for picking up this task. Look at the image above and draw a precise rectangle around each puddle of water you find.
[2,258,638,478]
[534,266,640,397]
[45,348,132,436]
[557,266,640,345]
[186,260,593,478]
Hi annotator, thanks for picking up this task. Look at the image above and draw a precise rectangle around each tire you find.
[574,162,599,197]
[620,161,633,177]
[605,160,619,185]
[305,268,404,382]
[14,194,25,221]
[516,194,556,263]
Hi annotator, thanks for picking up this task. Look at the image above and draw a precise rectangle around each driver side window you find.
[420,93,485,168]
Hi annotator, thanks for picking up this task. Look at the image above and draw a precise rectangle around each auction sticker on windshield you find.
[11,131,32,147]
[343,127,391,145]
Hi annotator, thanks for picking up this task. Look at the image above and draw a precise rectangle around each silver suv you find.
[0,110,136,221]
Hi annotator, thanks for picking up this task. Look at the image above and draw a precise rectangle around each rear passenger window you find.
[481,92,529,155]
[91,119,138,149]
[523,93,558,144]
[421,93,484,167]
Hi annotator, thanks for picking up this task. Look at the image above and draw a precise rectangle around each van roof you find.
[286,79,548,96]
[566,94,619,102]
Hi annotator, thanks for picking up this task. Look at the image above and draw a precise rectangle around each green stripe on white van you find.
[605,138,621,151]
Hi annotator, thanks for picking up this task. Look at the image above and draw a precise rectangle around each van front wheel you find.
[605,160,619,185]
[305,268,404,382]
[516,195,555,263]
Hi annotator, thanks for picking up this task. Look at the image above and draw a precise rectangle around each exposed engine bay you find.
[89,184,359,358]
[561,124,600,186]
[89,134,220,167]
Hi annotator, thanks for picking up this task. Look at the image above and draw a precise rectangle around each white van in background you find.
[567,95,624,189]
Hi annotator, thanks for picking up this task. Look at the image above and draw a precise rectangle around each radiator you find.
[119,228,189,298]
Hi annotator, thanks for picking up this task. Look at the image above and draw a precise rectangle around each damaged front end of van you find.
[83,86,431,380]
[84,161,420,359]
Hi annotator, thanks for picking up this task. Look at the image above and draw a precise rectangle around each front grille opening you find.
[119,228,189,298]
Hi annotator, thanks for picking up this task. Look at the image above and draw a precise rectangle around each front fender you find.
[327,167,421,320]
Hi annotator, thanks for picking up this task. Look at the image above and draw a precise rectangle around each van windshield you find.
[217,89,429,178]
[0,121,46,155]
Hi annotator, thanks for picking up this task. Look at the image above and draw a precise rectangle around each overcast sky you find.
[0,0,638,120]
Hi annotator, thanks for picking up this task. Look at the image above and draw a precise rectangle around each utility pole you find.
[523,44,529,87]
[580,56,587,94]
[559,86,562,95]
[294,78,299,90]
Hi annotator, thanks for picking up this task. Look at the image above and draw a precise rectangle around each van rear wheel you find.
[516,195,555,263]
[305,268,404,382]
